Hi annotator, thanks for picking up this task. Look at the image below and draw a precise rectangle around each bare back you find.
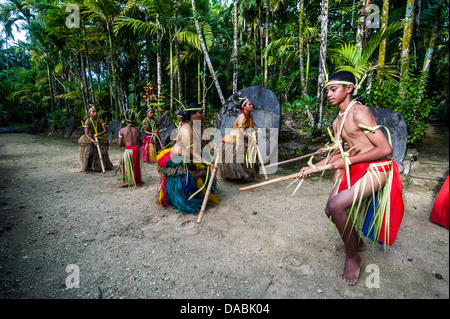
[119,125,141,147]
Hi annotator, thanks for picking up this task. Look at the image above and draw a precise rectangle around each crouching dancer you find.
[299,71,404,285]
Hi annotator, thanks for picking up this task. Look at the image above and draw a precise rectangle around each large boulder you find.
[156,113,178,146]
[64,116,76,137]
[107,119,122,144]
[370,108,408,173]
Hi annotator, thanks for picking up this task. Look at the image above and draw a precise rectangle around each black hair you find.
[182,102,202,123]
[328,71,365,104]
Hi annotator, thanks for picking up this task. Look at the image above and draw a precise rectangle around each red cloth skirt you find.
[337,160,404,246]
[430,176,449,228]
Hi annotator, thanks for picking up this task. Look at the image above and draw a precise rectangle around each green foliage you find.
[48,108,68,130]
[364,70,436,145]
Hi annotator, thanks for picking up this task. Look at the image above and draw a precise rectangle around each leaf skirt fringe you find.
[78,135,113,172]
[336,160,404,247]
[156,148,219,215]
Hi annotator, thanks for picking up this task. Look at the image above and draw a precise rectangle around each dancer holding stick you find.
[297,71,404,286]
[220,97,260,182]
[78,106,113,173]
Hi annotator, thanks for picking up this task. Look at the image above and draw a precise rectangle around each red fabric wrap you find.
[126,145,142,185]
[430,176,449,228]
[337,160,404,246]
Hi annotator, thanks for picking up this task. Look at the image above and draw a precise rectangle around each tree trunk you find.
[156,14,162,106]
[77,52,89,114]
[315,0,329,128]
[377,0,390,70]
[191,0,226,107]
[264,0,269,87]
[418,0,442,100]
[400,0,416,82]
[233,0,238,95]
[356,0,371,50]
[175,26,183,104]
[299,0,306,95]
[106,23,119,115]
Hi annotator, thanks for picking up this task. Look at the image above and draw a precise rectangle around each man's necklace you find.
[338,99,357,117]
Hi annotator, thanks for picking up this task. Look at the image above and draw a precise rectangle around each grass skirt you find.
[156,148,219,215]
[142,134,161,163]
[121,146,147,186]
[78,135,113,172]
[219,135,259,181]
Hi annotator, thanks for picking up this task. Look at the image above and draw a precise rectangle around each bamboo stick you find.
[239,164,331,191]
[265,150,324,169]
[196,155,221,224]
[94,136,106,173]
[255,143,269,180]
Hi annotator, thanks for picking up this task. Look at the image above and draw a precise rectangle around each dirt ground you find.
[0,128,448,301]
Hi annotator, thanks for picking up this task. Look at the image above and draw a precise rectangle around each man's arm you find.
[118,128,124,147]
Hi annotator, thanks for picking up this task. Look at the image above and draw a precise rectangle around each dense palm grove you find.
[0,0,448,144]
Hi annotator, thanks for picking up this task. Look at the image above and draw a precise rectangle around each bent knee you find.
[325,196,346,218]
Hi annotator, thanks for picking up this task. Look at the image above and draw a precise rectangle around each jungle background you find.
[0,0,448,145]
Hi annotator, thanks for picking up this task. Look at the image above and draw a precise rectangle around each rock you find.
[107,120,122,144]
[155,113,177,146]
[48,123,55,136]
[64,116,76,138]
[28,118,47,134]
[215,86,281,167]
[370,108,408,173]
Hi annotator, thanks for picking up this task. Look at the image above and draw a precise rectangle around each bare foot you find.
[118,181,129,188]
[342,254,363,286]
[337,243,366,253]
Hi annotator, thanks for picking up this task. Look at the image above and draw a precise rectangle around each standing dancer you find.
[219,98,259,181]
[156,102,219,215]
[78,106,113,172]
[141,108,162,163]
[118,110,147,187]
[298,71,404,285]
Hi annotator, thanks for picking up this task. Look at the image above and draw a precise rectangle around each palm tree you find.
[83,0,121,113]
[329,21,405,94]
[191,0,225,107]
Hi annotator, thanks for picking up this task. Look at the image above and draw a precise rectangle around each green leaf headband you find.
[183,102,203,111]
[324,80,356,88]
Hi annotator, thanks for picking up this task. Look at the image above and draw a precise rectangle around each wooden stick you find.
[160,138,176,151]
[255,144,269,180]
[94,136,106,173]
[265,150,323,169]
[196,155,221,224]
[239,164,331,191]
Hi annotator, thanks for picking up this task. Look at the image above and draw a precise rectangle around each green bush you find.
[364,70,436,145]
